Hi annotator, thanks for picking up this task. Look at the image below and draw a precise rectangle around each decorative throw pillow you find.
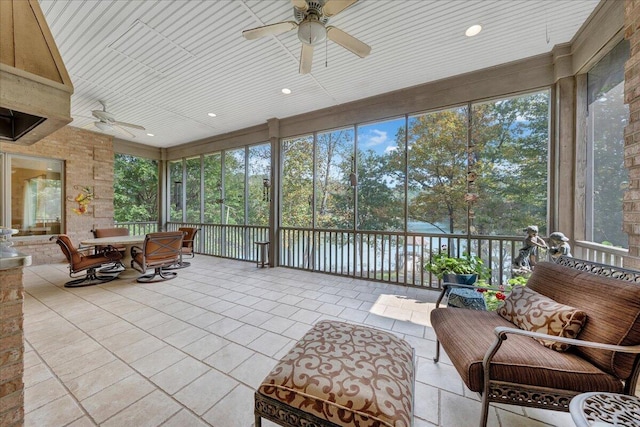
[497,286,587,352]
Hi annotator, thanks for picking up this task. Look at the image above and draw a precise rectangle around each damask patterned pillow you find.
[497,286,587,352]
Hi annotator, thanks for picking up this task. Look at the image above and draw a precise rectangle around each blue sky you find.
[357,118,404,156]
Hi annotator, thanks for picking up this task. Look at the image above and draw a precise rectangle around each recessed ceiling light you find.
[208,113,217,117]
[146,133,154,137]
[465,24,482,37]
[282,88,292,95]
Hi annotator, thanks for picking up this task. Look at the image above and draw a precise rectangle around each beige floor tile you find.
[24,377,68,413]
[53,348,116,381]
[224,323,264,345]
[80,374,155,423]
[440,390,500,427]
[101,390,182,427]
[338,307,369,323]
[149,357,210,395]
[85,320,136,341]
[203,341,254,372]
[163,325,208,348]
[246,331,293,357]
[414,381,440,425]
[146,318,191,339]
[23,362,53,388]
[66,416,98,427]
[240,310,274,326]
[206,316,243,335]
[260,315,296,334]
[111,334,166,363]
[39,337,103,368]
[228,352,277,388]
[130,345,187,377]
[162,409,210,426]
[416,356,464,395]
[65,359,135,401]
[173,369,239,415]
[25,395,85,427]
[202,383,255,427]
[182,333,230,360]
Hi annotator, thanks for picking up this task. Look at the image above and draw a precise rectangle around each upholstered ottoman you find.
[255,320,415,427]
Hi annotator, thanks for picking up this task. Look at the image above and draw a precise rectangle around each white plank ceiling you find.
[39,0,601,148]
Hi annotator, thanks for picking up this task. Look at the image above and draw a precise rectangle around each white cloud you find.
[363,129,388,146]
[384,146,397,154]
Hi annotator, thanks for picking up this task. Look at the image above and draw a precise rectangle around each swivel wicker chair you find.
[50,234,122,287]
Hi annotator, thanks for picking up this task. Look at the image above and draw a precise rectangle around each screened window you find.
[281,135,314,228]
[315,128,354,229]
[587,39,629,248]
[113,154,158,222]
[357,118,405,231]
[248,144,271,226]
[169,160,183,222]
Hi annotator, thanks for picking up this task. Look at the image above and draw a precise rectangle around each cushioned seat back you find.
[178,227,198,252]
[142,231,184,265]
[53,234,81,265]
[528,262,640,379]
[93,227,129,238]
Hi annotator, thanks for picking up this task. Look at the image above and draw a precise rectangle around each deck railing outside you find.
[115,221,158,235]
[125,221,628,289]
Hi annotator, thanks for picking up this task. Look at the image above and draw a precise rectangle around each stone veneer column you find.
[0,267,25,426]
[625,0,640,269]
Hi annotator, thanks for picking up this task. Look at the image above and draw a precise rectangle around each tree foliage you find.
[114,154,158,222]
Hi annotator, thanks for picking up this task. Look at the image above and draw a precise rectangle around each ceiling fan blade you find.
[291,0,308,12]
[326,26,371,58]
[299,43,314,74]
[322,0,358,17]
[242,21,297,40]
[113,120,145,130]
[112,124,136,138]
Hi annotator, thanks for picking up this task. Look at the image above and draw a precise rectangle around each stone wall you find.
[625,0,640,269]
[0,267,24,427]
[0,126,115,264]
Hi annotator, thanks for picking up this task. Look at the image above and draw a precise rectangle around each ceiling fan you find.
[242,0,371,74]
[83,101,145,138]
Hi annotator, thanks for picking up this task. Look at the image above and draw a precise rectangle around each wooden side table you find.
[569,392,640,427]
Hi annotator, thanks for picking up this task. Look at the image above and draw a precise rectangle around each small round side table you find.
[569,392,640,427]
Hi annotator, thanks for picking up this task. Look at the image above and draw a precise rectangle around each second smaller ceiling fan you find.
[242,0,371,74]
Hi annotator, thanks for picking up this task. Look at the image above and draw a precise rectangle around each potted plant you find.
[425,249,490,284]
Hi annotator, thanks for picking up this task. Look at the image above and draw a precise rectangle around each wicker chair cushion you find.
[430,308,623,393]
[497,286,587,352]
[258,320,414,427]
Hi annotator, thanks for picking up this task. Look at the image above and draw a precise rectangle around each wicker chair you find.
[50,234,122,287]
[165,227,199,270]
[130,231,184,282]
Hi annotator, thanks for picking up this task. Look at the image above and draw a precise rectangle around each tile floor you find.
[22,256,579,427]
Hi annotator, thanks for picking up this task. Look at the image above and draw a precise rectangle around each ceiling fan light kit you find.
[242,0,369,74]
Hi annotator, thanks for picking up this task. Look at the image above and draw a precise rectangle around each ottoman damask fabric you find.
[255,320,415,427]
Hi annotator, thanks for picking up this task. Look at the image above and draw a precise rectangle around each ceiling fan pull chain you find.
[325,36,328,68]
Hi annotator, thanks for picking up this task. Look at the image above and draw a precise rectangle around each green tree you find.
[113,154,158,222]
